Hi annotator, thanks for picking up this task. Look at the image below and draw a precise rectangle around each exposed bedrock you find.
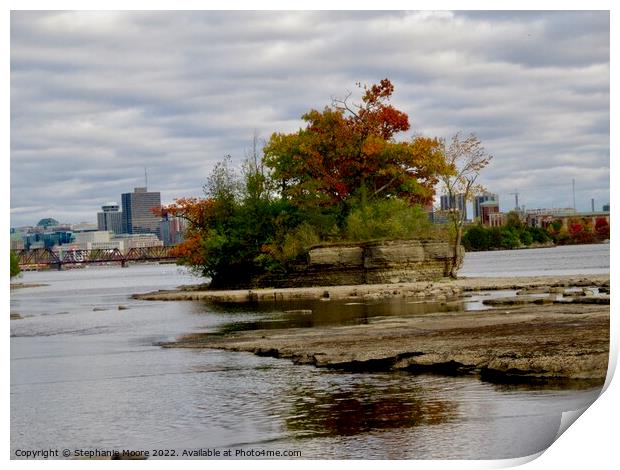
[168,303,609,384]
[218,239,464,289]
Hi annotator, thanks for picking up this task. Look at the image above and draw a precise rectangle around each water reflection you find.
[206,298,464,334]
[286,378,457,438]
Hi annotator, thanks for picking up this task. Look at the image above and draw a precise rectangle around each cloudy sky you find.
[10,10,610,227]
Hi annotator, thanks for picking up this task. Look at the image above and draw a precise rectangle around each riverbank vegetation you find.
[10,251,20,278]
[462,211,609,251]
[164,79,478,285]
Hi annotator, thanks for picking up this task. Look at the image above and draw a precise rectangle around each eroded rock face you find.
[259,239,462,288]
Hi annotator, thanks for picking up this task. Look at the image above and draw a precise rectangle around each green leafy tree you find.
[530,227,551,244]
[499,227,521,249]
[519,229,533,246]
[505,211,523,230]
[164,80,458,285]
[461,225,491,251]
[10,251,20,278]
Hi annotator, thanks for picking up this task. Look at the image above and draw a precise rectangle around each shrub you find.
[10,251,20,278]
[530,227,551,244]
[345,198,433,241]
[519,229,533,246]
[499,227,521,249]
[461,225,490,251]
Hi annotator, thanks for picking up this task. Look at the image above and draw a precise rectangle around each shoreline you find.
[132,274,610,303]
[166,301,609,384]
[140,273,610,384]
[10,282,49,290]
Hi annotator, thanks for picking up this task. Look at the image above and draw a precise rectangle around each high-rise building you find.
[440,193,467,220]
[97,202,123,234]
[159,213,186,246]
[474,192,498,221]
[121,187,162,238]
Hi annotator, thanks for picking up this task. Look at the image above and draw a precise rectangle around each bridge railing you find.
[12,247,177,267]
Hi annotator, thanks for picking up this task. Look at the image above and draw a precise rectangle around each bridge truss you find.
[12,247,178,269]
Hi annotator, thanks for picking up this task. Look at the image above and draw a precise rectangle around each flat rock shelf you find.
[138,274,610,384]
[167,302,608,383]
[133,274,610,303]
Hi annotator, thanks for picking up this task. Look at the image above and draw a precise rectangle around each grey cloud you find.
[10,10,610,226]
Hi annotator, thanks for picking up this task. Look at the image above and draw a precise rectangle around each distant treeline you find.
[462,212,610,251]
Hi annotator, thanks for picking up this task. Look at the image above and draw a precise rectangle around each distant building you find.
[479,200,499,225]
[121,187,162,238]
[440,193,467,220]
[159,214,186,246]
[73,230,113,249]
[474,192,498,221]
[36,217,59,228]
[111,233,163,252]
[97,202,123,234]
[71,222,98,232]
[24,230,73,249]
[10,233,25,250]
[525,208,577,228]
[488,212,506,227]
[603,203,610,212]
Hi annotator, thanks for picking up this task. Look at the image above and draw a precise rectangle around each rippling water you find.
[10,245,608,459]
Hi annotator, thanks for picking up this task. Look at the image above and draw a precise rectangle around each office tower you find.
[159,214,186,246]
[97,202,123,234]
[474,192,498,221]
[440,193,467,220]
[121,187,162,238]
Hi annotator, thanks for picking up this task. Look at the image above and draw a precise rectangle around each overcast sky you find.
[10,10,610,227]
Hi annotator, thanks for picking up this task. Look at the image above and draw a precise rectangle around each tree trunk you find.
[450,223,463,279]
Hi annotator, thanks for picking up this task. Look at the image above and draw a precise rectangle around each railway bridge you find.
[12,247,178,270]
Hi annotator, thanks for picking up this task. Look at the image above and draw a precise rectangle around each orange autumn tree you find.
[263,79,449,210]
[160,197,216,271]
[164,79,453,286]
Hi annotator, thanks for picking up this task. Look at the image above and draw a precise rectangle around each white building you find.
[111,233,163,252]
[73,230,113,249]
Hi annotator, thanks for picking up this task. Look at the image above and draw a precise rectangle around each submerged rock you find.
[483,297,553,306]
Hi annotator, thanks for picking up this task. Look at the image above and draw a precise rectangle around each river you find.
[10,244,609,459]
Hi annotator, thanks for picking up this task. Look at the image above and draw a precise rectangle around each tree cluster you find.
[547,216,609,245]
[461,212,609,251]
[164,80,486,285]
[462,223,551,251]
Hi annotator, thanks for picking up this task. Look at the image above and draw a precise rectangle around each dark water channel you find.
[10,246,608,459]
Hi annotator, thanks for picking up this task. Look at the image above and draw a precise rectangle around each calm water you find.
[459,243,610,277]
[10,245,609,460]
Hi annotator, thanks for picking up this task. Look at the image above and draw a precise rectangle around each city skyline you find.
[10,11,610,227]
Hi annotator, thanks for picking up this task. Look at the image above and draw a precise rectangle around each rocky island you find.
[138,274,610,384]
